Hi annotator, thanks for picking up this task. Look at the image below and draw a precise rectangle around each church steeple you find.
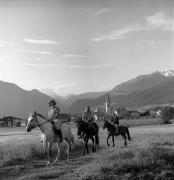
[105,91,111,114]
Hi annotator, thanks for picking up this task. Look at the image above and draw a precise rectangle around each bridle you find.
[32,113,50,128]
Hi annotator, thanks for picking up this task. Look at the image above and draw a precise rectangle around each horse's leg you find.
[107,134,111,147]
[112,135,115,147]
[91,137,95,152]
[86,137,89,154]
[66,138,71,152]
[83,137,89,156]
[64,139,70,161]
[69,141,72,152]
[83,137,87,156]
[121,134,127,146]
[83,140,87,156]
[43,141,48,163]
[70,136,75,150]
[54,143,60,164]
[47,143,52,165]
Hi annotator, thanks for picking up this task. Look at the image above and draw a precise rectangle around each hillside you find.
[110,71,170,95]
[0,81,66,118]
[42,89,106,107]
[63,71,174,113]
[69,76,174,114]
[62,91,106,106]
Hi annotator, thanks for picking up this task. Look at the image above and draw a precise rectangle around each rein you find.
[104,121,114,130]
[34,113,50,128]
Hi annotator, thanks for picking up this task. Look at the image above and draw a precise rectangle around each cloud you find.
[54,83,76,89]
[67,64,114,69]
[0,40,15,47]
[145,12,174,30]
[24,38,62,45]
[52,83,77,96]
[0,58,5,62]
[92,23,141,41]
[19,62,114,69]
[0,40,8,44]
[91,64,114,68]
[19,63,59,68]
[92,12,174,42]
[94,8,110,16]
[60,54,88,58]
[19,49,53,55]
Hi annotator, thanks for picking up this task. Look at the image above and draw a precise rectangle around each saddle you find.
[87,121,98,134]
[51,120,63,142]
[114,124,119,134]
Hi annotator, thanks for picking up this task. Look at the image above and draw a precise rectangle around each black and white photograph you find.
[0,0,174,179]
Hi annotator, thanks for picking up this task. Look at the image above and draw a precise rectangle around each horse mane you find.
[76,116,87,124]
[36,113,47,120]
[104,120,113,127]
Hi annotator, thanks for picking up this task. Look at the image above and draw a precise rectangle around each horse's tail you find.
[126,128,131,141]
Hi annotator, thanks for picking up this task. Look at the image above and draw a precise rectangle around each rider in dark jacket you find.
[110,110,119,133]
[82,106,94,122]
[111,110,119,125]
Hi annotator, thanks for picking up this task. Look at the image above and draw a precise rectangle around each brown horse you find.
[76,117,99,155]
[103,120,131,146]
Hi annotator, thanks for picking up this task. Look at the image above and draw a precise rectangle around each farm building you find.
[94,108,105,121]
[129,111,140,119]
[117,107,130,119]
[59,113,71,123]
[0,116,24,127]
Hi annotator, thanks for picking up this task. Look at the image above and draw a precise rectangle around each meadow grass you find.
[0,143,44,166]
[0,139,84,167]
[79,144,174,180]
[1,120,174,180]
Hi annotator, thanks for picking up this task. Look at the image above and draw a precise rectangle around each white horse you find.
[26,111,74,165]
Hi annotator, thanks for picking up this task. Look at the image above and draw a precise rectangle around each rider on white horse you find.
[48,99,63,142]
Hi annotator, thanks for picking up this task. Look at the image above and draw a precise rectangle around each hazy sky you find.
[0,0,173,95]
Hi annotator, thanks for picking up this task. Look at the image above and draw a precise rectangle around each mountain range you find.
[0,70,174,117]
[68,70,174,113]
[0,81,66,118]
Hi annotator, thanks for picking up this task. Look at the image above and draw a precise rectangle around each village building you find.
[94,108,105,121]
[0,116,24,127]
[59,113,71,123]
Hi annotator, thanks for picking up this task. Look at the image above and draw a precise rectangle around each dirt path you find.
[0,144,105,180]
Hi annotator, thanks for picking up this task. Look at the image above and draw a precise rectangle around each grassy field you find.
[0,118,174,179]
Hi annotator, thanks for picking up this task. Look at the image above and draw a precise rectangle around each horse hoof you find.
[46,161,51,166]
[66,159,69,163]
[53,160,58,165]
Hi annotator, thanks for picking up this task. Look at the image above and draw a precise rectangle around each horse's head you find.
[103,120,108,130]
[76,118,86,139]
[26,111,38,132]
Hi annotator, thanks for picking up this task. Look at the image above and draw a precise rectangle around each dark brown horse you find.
[103,120,131,146]
[76,117,99,155]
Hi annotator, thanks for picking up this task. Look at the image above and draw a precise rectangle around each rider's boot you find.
[51,121,63,142]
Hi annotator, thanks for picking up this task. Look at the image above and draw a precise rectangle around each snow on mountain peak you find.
[158,70,174,77]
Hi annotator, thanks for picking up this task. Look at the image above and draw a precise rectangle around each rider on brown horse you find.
[110,110,119,133]
[81,106,97,139]
[82,106,94,122]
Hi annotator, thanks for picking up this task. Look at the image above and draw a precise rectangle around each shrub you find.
[161,106,174,124]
